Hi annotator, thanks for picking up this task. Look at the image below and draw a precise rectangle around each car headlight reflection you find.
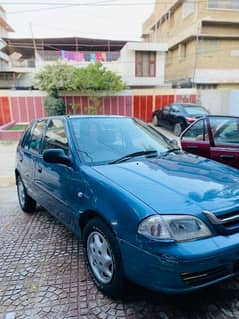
[138,215,212,242]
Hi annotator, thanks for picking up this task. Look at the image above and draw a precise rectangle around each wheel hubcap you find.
[18,180,26,207]
[87,231,114,284]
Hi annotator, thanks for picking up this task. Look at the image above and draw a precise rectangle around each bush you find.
[43,96,65,116]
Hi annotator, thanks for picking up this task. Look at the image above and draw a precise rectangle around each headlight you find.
[138,215,212,242]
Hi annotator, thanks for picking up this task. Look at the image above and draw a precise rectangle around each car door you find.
[209,116,239,169]
[159,105,170,128]
[17,120,48,198]
[34,118,83,229]
[180,118,211,158]
[168,104,181,129]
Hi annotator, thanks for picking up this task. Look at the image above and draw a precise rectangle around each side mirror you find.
[43,149,72,166]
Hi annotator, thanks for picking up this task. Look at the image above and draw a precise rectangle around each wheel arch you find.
[79,209,117,236]
[15,169,20,184]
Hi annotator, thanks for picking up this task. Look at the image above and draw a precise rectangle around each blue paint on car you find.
[15,115,239,298]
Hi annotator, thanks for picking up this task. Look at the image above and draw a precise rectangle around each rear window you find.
[184,106,208,116]
[28,120,47,154]
[20,124,32,149]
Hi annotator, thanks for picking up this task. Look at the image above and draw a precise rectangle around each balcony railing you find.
[6,50,121,72]
[37,50,120,63]
[11,59,35,68]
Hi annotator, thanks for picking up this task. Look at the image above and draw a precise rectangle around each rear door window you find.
[20,124,32,149]
[28,120,47,154]
[182,119,208,141]
[210,117,239,146]
[170,105,181,114]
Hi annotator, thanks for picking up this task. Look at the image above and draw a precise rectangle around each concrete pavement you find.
[0,141,17,186]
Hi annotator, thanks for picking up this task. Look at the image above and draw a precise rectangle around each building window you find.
[198,39,220,56]
[183,0,195,17]
[208,0,239,10]
[135,51,156,77]
[181,43,187,59]
[178,43,187,60]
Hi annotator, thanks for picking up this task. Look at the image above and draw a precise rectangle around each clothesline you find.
[59,50,120,62]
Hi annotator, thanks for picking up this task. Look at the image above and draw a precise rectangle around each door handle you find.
[186,145,199,150]
[219,154,235,161]
[38,167,42,173]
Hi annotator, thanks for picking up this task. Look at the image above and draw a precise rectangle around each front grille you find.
[217,211,239,227]
[181,266,229,287]
[204,210,239,234]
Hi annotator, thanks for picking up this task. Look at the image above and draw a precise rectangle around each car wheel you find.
[152,115,159,126]
[83,217,126,299]
[17,176,36,213]
[173,123,182,136]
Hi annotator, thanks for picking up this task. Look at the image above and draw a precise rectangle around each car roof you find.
[178,103,204,107]
[32,115,131,121]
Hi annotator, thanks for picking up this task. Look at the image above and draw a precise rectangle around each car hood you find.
[93,153,239,215]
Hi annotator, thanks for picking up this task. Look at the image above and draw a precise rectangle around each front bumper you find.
[119,233,239,293]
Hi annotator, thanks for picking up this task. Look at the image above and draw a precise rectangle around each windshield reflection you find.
[70,117,174,165]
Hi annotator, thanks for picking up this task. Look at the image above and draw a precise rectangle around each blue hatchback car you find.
[16,115,239,298]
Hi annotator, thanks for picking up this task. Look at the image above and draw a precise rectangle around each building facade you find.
[120,42,167,87]
[3,37,167,89]
[142,0,239,89]
[0,6,14,78]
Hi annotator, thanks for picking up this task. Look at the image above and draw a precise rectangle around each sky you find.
[3,0,154,41]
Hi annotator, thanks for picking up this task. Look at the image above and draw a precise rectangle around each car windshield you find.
[70,117,174,165]
[184,105,208,116]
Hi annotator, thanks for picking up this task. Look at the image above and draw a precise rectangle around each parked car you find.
[180,115,239,169]
[16,115,239,298]
[152,103,209,136]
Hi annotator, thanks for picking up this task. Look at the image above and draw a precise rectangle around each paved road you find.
[1,185,239,318]
[1,133,239,319]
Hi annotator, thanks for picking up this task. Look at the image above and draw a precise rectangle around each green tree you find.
[35,63,78,94]
[43,95,65,116]
[35,62,126,115]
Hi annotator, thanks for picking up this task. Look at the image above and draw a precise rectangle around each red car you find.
[180,115,239,169]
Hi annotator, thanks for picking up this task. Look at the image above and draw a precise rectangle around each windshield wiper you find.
[109,150,158,164]
[160,148,182,156]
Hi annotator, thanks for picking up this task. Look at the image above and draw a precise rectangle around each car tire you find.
[152,115,159,126]
[83,217,126,299]
[17,176,36,213]
[173,123,182,136]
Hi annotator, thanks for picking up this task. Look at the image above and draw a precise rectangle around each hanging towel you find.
[106,52,115,61]
[102,52,106,61]
[74,52,83,61]
[61,50,66,59]
[90,53,96,62]
[96,52,103,61]
[65,51,74,60]
[84,53,91,62]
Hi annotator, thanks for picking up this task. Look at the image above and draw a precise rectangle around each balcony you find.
[37,50,120,63]
[8,50,121,73]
